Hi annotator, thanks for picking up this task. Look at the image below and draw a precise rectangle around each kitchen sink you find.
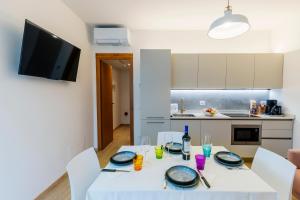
[222,113,260,118]
[171,113,196,117]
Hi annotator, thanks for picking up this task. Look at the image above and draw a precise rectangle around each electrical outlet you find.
[200,100,206,106]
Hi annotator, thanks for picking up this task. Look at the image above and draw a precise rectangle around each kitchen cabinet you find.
[262,130,292,138]
[262,139,292,158]
[171,54,198,89]
[169,118,294,158]
[170,120,201,145]
[200,120,231,149]
[262,120,293,130]
[141,119,170,145]
[226,54,255,89]
[171,53,283,89]
[140,49,171,119]
[198,54,227,89]
[261,120,293,157]
[254,54,283,89]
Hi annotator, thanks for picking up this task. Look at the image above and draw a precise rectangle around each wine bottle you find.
[182,125,191,160]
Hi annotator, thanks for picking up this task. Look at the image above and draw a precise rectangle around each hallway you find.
[98,125,131,167]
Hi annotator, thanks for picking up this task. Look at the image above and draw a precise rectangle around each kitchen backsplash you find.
[171,90,270,111]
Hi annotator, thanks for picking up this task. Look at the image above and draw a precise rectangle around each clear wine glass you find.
[164,134,174,158]
[140,136,151,159]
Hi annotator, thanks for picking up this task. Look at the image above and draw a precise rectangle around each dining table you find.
[86,146,277,200]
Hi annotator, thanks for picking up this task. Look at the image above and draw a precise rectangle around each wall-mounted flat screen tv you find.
[18,20,81,82]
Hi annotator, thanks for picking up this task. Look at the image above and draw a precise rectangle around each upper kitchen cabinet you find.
[198,54,227,89]
[254,54,283,89]
[171,53,284,89]
[140,49,171,119]
[171,54,198,89]
[226,54,255,89]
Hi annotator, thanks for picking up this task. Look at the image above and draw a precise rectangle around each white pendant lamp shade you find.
[208,4,250,39]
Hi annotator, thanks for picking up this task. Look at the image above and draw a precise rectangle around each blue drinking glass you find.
[202,144,212,158]
[202,135,212,158]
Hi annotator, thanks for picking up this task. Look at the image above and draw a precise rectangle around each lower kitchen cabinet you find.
[201,120,231,149]
[261,139,292,158]
[168,118,294,158]
[170,120,201,145]
[141,119,170,145]
[261,120,293,158]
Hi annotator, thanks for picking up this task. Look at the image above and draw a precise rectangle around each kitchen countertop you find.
[170,111,295,120]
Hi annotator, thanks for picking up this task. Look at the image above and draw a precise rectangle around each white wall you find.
[270,18,300,148]
[112,67,130,128]
[0,1,93,199]
[283,51,300,148]
[92,30,272,147]
[120,70,130,124]
[270,51,300,149]
[112,67,121,129]
[271,19,300,53]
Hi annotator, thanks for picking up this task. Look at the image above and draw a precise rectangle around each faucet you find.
[179,98,185,114]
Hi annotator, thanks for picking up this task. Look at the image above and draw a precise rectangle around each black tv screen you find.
[18,20,81,82]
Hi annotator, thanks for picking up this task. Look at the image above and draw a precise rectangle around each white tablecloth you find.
[86,146,277,200]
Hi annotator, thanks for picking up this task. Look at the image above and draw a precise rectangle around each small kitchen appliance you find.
[266,100,282,115]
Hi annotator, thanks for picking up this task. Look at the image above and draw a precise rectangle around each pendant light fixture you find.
[208,0,250,39]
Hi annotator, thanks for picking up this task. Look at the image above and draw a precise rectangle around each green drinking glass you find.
[155,146,164,159]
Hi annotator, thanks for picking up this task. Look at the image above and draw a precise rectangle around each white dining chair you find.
[66,147,100,200]
[157,131,184,145]
[252,147,296,200]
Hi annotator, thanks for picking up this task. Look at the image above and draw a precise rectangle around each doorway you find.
[95,53,133,150]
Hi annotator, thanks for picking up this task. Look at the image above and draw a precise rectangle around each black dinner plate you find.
[165,165,200,188]
[110,151,137,165]
[214,151,244,167]
[164,142,182,154]
[215,158,244,168]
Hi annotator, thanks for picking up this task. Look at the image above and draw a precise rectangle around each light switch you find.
[200,100,206,106]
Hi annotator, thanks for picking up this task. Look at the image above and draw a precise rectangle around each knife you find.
[197,169,211,189]
[101,168,131,172]
[163,178,167,190]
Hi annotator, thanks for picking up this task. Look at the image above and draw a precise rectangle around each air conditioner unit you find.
[93,27,131,46]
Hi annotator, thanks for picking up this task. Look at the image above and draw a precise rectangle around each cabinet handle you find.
[261,137,292,140]
[146,117,165,119]
[147,122,165,124]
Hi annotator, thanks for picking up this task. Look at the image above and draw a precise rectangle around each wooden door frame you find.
[96,53,134,150]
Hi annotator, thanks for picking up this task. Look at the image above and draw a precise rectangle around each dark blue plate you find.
[110,151,137,165]
[165,165,199,187]
[214,151,244,167]
[165,142,182,154]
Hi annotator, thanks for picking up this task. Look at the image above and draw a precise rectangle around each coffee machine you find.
[265,100,282,115]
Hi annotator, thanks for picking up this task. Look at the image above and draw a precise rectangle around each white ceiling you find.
[63,0,300,30]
